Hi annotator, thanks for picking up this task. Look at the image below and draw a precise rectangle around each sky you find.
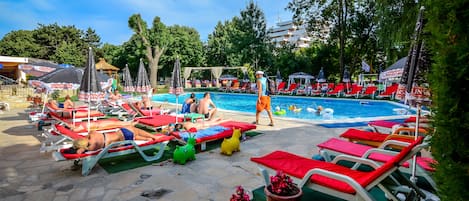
[0,0,293,45]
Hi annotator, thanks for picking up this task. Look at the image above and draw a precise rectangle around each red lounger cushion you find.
[54,124,86,140]
[218,121,257,132]
[368,120,401,129]
[340,128,389,142]
[136,115,184,127]
[251,137,423,194]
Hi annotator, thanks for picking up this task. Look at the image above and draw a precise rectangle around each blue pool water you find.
[152,92,414,121]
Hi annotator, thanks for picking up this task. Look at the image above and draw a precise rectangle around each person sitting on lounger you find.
[137,95,153,109]
[109,90,122,102]
[47,99,102,118]
[197,92,217,120]
[73,126,162,154]
[63,95,75,109]
[70,120,136,132]
[168,118,230,132]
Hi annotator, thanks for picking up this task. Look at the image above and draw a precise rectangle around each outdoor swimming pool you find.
[151,92,414,121]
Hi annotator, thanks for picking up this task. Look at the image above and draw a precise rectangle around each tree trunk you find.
[338,0,345,82]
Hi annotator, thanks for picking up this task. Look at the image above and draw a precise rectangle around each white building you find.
[267,20,311,48]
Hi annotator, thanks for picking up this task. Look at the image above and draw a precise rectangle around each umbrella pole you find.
[175,95,178,123]
[410,102,421,183]
[41,92,48,114]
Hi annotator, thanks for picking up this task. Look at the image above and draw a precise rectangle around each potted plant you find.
[264,171,303,201]
[230,186,250,201]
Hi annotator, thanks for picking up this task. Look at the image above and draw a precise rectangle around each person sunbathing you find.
[47,99,102,118]
[69,120,136,132]
[168,118,231,132]
[73,126,162,154]
[63,95,75,109]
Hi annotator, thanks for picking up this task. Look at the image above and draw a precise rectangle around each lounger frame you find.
[53,139,170,176]
[252,143,428,201]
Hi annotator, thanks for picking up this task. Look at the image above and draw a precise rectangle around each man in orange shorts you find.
[254,71,274,126]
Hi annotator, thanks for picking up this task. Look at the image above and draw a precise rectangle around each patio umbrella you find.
[79,47,104,102]
[169,58,184,123]
[317,67,326,83]
[135,59,151,94]
[343,67,351,92]
[276,69,282,83]
[79,47,104,133]
[396,6,431,183]
[28,67,83,113]
[122,64,135,92]
[242,71,250,83]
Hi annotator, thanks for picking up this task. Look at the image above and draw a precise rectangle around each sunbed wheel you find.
[73,159,81,166]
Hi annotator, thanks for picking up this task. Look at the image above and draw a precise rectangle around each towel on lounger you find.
[178,126,229,141]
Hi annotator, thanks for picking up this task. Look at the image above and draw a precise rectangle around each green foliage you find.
[375,0,419,64]
[0,23,101,67]
[128,14,170,88]
[0,30,43,57]
[425,0,469,200]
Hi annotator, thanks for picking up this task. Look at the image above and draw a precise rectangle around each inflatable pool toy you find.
[320,108,334,119]
[274,109,286,115]
[393,108,409,115]
[293,108,302,113]
[306,107,317,113]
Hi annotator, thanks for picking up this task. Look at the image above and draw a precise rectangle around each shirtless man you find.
[73,126,162,154]
[63,95,74,109]
[109,90,122,102]
[197,92,217,120]
[138,95,153,109]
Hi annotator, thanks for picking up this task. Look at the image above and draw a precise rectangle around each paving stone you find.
[102,189,120,201]
[69,187,88,201]
[87,186,105,199]
[52,195,69,201]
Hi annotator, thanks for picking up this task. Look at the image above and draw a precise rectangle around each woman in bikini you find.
[69,120,136,132]
[73,126,162,154]
[168,118,231,132]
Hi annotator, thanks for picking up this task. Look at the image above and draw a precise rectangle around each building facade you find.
[267,20,312,48]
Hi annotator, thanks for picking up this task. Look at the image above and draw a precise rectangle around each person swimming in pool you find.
[73,126,162,154]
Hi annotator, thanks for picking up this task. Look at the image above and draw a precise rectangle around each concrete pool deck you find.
[0,107,369,201]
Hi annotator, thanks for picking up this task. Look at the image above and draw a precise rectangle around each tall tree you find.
[375,0,419,64]
[206,19,243,67]
[83,27,102,50]
[425,0,469,200]
[235,0,271,70]
[128,14,170,89]
[0,30,43,57]
[50,41,84,66]
[288,0,353,80]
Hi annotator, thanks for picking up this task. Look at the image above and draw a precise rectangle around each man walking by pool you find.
[254,71,274,126]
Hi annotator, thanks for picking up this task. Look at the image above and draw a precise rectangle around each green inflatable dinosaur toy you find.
[173,135,196,165]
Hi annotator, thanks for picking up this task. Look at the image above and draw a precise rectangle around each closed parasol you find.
[169,58,184,123]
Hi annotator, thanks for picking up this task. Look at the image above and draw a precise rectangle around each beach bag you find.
[266,77,277,95]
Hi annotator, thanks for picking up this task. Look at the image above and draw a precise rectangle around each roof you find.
[95,58,120,71]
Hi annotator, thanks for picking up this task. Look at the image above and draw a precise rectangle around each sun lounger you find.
[251,137,427,201]
[52,131,174,176]
[135,115,184,131]
[317,137,437,190]
[40,121,124,152]
[339,128,427,147]
[45,103,105,123]
[170,121,256,150]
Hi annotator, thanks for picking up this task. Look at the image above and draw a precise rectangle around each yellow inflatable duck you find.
[220,128,242,156]
[289,105,302,113]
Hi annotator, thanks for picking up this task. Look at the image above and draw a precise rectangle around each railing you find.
[0,74,18,85]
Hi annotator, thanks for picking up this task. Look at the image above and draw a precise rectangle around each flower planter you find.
[264,186,303,201]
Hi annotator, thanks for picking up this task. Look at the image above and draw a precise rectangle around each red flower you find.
[230,186,250,201]
[267,171,300,196]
